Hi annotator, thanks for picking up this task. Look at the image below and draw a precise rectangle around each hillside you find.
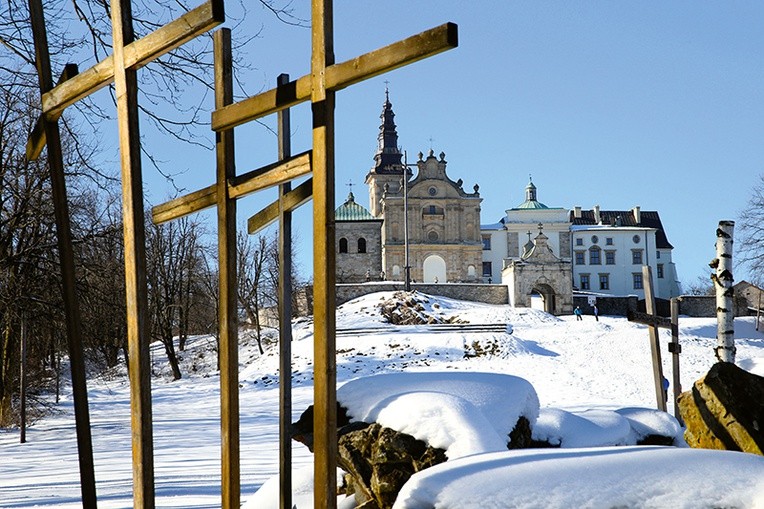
[2,291,764,507]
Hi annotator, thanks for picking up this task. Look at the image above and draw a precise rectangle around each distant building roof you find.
[335,192,378,221]
[570,209,674,249]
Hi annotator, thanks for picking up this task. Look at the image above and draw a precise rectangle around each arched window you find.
[339,237,348,253]
[357,237,367,254]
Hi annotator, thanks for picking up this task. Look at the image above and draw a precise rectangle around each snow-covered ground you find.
[3,291,764,508]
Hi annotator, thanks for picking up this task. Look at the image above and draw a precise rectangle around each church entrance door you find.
[423,255,447,283]
[531,283,556,314]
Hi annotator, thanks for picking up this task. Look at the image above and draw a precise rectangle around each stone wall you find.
[336,282,509,306]
[676,295,749,318]
[573,295,638,317]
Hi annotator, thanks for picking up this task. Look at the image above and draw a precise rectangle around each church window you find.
[357,238,367,253]
[428,186,437,196]
[591,235,599,244]
[599,273,610,290]
[339,237,348,253]
[633,235,641,244]
[656,250,661,259]
[575,251,585,265]
[423,205,443,215]
[427,230,439,242]
[576,238,583,246]
[633,273,644,290]
[482,261,492,277]
[482,235,492,250]
[606,237,614,246]
[589,246,601,265]
[632,249,643,265]
[580,274,590,290]
[657,264,664,279]
[605,250,615,265]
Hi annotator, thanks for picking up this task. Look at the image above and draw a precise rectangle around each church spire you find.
[525,176,537,202]
[372,85,403,174]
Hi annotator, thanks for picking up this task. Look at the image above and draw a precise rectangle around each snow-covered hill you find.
[2,291,764,508]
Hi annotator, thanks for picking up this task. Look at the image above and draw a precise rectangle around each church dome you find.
[335,192,376,221]
[514,177,549,210]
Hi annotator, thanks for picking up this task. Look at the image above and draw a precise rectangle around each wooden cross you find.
[153,7,456,507]
[26,1,225,506]
[627,266,669,412]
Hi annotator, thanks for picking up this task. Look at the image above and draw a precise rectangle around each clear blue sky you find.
[127,1,764,287]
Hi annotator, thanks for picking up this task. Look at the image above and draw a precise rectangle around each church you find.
[335,91,681,310]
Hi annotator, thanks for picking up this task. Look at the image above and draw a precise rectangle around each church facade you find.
[335,91,681,311]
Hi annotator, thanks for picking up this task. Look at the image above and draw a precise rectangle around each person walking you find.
[574,306,583,321]
[593,304,599,322]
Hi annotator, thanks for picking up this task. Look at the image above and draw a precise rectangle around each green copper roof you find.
[514,199,549,210]
[335,192,376,221]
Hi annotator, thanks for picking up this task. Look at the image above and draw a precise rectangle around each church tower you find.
[365,88,406,217]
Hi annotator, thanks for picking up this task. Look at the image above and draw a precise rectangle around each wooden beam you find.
[37,0,223,122]
[627,310,671,329]
[214,29,240,509]
[151,151,311,224]
[247,178,312,234]
[27,1,97,505]
[643,265,667,412]
[111,0,156,505]
[670,297,683,425]
[276,72,294,509]
[312,1,338,507]
[26,63,79,161]
[211,22,458,132]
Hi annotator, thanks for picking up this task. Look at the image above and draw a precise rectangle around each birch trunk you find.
[712,220,736,363]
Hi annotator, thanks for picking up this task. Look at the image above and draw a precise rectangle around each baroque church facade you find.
[336,91,483,284]
[335,91,681,310]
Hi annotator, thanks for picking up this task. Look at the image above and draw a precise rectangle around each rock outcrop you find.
[677,362,764,455]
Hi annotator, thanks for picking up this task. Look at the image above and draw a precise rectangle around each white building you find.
[481,182,681,304]
[570,206,680,300]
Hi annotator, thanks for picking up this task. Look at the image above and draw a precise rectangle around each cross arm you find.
[37,0,223,123]
[151,150,311,224]
[247,178,313,234]
[26,63,79,160]
[211,22,458,132]
[627,310,672,329]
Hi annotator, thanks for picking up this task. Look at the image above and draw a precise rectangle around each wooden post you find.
[214,29,240,509]
[111,0,156,505]
[311,1,338,507]
[277,73,294,509]
[713,220,735,363]
[669,298,683,425]
[756,290,761,332]
[20,313,27,444]
[27,0,97,503]
[642,265,667,412]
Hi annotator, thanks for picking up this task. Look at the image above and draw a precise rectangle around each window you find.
[589,246,601,265]
[357,237,367,254]
[632,250,643,265]
[423,205,443,215]
[605,250,615,265]
[482,235,492,250]
[657,264,664,279]
[339,237,348,253]
[656,250,661,259]
[575,251,585,265]
[599,274,610,290]
[580,274,590,290]
[427,230,439,242]
[591,235,599,244]
[606,237,613,246]
[576,238,583,246]
[392,265,401,276]
[482,261,492,277]
[428,186,437,196]
[633,273,644,290]
[468,265,476,277]
[633,235,641,244]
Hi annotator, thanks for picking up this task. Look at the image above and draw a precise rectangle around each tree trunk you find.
[163,338,182,380]
[712,220,736,363]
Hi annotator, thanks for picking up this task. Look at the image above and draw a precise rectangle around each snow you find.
[3,290,764,508]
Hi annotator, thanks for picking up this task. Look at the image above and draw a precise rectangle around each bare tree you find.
[738,175,764,280]
[237,231,268,354]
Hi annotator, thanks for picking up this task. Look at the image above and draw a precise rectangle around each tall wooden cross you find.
[26,1,225,506]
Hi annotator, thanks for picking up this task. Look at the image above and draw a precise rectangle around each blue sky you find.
[126,1,764,287]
